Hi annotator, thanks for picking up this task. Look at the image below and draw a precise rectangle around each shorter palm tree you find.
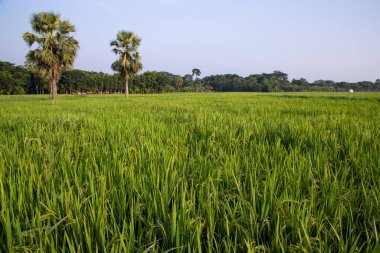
[192,68,201,79]
[23,12,79,99]
[110,31,143,97]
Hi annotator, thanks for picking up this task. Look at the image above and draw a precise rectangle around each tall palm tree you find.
[23,12,79,99]
[110,31,143,97]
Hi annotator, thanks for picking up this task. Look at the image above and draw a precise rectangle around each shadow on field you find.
[265,94,379,102]
[273,94,311,99]
[324,96,377,101]
[0,95,53,102]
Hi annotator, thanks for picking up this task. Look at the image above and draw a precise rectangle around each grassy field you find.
[0,92,379,252]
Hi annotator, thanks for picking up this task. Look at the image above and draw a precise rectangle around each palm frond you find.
[22,32,38,47]
[59,20,75,34]
[31,12,61,34]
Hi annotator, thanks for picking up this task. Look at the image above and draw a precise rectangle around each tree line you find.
[1,61,379,95]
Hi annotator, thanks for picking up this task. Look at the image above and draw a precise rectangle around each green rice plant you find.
[0,92,379,252]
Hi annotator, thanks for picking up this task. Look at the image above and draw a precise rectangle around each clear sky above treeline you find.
[0,0,379,82]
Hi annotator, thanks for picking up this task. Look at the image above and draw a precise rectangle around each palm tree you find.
[192,68,201,79]
[23,12,79,99]
[110,31,143,97]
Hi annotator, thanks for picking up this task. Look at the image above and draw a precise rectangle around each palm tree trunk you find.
[51,79,58,99]
[125,78,129,98]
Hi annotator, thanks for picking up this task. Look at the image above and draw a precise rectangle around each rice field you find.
[0,92,379,252]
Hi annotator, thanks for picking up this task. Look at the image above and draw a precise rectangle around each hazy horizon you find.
[0,0,379,82]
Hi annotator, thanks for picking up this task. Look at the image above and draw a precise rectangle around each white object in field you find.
[348,89,354,93]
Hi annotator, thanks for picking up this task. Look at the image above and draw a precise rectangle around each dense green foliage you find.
[0,61,47,95]
[1,61,379,94]
[204,72,380,92]
[59,69,122,94]
[1,93,379,252]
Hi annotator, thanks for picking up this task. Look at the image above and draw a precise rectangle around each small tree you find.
[23,12,79,99]
[175,76,183,90]
[110,31,143,97]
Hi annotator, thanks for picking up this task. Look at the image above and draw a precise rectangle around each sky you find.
[0,0,379,82]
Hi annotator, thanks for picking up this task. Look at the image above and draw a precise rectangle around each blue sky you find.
[0,0,379,82]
